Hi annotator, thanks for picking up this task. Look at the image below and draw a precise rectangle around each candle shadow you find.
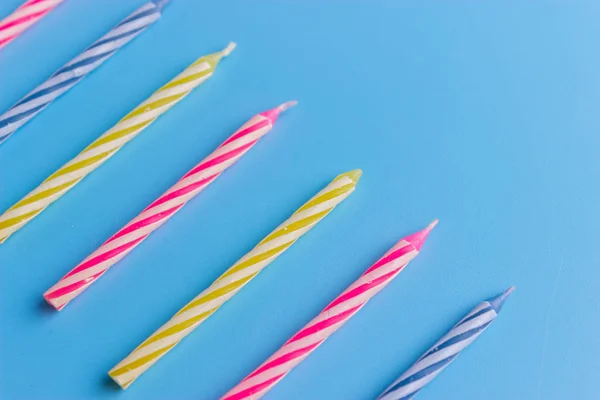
[37,298,57,315]
[102,376,122,392]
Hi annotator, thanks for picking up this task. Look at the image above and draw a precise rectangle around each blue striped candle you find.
[377,287,514,400]
[0,0,169,145]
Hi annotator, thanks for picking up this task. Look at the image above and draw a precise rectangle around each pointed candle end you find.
[206,42,237,68]
[487,286,515,313]
[426,219,439,232]
[152,0,170,12]
[334,169,362,186]
[405,219,438,252]
[278,100,298,112]
[221,42,237,57]
[261,100,298,124]
[342,169,363,184]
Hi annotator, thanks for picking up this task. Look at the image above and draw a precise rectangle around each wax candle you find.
[0,42,235,244]
[109,170,362,389]
[377,287,514,400]
[0,0,64,50]
[44,101,298,311]
[0,0,170,145]
[220,221,437,400]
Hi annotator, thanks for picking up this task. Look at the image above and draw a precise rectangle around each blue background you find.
[1,1,599,399]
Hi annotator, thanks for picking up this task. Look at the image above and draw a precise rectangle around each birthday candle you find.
[0,42,235,244]
[377,287,514,400]
[0,0,64,50]
[108,170,362,389]
[220,221,437,400]
[0,0,170,145]
[44,101,298,311]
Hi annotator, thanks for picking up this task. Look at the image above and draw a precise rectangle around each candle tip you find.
[487,286,515,313]
[221,42,237,57]
[278,100,298,112]
[152,0,170,11]
[333,169,362,185]
[205,42,237,68]
[427,219,439,231]
[404,220,438,252]
[345,169,363,184]
[260,100,297,123]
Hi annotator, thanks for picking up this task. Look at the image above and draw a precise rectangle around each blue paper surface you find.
[1,1,599,399]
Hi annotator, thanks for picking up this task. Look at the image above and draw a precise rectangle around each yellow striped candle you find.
[0,42,236,244]
[108,170,362,389]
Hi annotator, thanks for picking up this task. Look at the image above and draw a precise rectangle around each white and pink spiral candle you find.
[0,0,64,49]
[220,220,437,400]
[43,101,297,311]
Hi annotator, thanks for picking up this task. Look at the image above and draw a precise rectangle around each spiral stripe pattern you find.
[44,101,296,311]
[0,42,235,244]
[0,0,63,50]
[220,222,436,400]
[377,287,514,400]
[108,170,361,389]
[0,1,168,145]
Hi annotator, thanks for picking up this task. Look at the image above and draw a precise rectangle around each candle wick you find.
[152,0,170,12]
[426,219,439,232]
[221,42,237,57]
[278,100,298,112]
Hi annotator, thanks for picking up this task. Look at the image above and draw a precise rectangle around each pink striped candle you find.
[43,101,297,311]
[220,220,438,400]
[0,0,64,49]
